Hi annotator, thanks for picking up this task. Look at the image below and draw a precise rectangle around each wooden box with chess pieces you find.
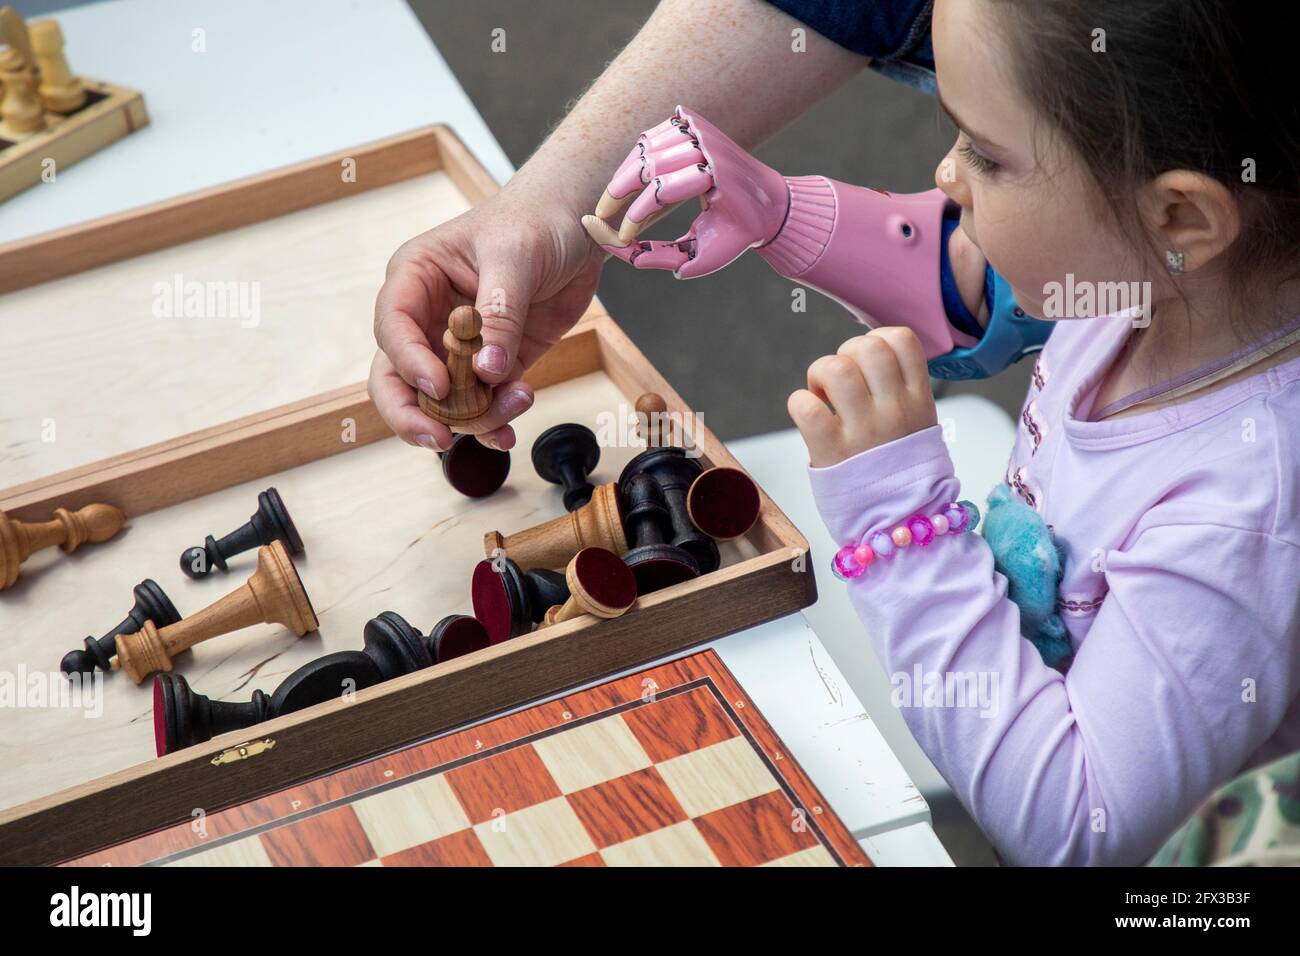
[0,6,148,204]
[0,125,816,866]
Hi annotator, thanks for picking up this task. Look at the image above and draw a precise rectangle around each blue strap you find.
[928,270,1055,380]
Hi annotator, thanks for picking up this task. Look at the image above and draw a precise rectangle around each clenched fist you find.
[788,327,938,468]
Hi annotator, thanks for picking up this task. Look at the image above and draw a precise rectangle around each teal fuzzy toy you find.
[980,484,1073,669]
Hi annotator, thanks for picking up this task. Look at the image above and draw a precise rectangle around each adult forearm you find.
[511,0,868,215]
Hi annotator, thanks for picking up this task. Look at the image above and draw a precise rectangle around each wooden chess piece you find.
[635,392,670,447]
[61,579,182,676]
[153,611,488,755]
[539,547,637,627]
[471,556,570,644]
[438,433,510,498]
[179,487,303,579]
[417,306,495,432]
[114,540,318,684]
[483,480,627,571]
[621,471,700,594]
[532,423,599,511]
[0,502,127,590]
[28,19,85,113]
[0,45,45,135]
[618,448,719,574]
[687,467,761,541]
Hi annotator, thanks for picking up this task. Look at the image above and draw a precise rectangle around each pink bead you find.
[930,513,950,536]
[853,544,876,568]
[833,545,867,580]
[891,526,912,548]
[907,514,935,546]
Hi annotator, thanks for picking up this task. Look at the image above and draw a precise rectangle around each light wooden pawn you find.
[483,481,628,571]
[417,305,495,432]
[113,540,318,684]
[0,502,126,590]
[635,392,670,447]
[29,19,85,113]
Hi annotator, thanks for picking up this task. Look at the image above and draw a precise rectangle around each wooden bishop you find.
[0,503,126,590]
[113,540,318,684]
[417,305,495,432]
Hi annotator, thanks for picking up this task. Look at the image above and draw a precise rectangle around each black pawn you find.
[438,434,511,498]
[154,672,271,757]
[472,556,571,644]
[621,472,700,594]
[180,487,303,579]
[62,579,182,676]
[426,614,491,662]
[532,423,600,511]
[619,447,719,574]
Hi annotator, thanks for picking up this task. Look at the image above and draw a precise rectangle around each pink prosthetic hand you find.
[583,105,979,360]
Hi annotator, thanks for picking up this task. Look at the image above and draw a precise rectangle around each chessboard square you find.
[762,845,838,867]
[566,767,687,848]
[259,805,376,867]
[350,774,470,856]
[655,735,779,818]
[532,714,653,793]
[693,791,819,867]
[445,744,562,824]
[621,686,738,763]
[381,828,493,867]
[558,853,606,867]
[599,820,720,867]
[473,797,596,867]
[166,834,273,867]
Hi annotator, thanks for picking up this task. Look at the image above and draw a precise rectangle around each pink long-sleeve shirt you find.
[808,313,1300,865]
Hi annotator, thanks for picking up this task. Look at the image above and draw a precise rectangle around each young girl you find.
[580,0,1300,864]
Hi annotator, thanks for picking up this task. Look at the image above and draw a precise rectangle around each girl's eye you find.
[958,139,998,174]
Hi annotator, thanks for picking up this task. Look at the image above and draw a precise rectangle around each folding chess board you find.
[70,651,870,867]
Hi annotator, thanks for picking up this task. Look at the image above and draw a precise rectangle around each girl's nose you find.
[934,149,971,208]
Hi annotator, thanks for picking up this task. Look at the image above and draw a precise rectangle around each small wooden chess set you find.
[0,125,822,867]
[0,5,148,203]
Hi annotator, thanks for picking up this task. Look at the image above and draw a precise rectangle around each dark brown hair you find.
[991,0,1300,338]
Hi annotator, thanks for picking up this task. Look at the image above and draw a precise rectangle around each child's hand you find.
[788,327,938,468]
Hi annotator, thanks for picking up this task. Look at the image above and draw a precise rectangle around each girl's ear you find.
[1138,170,1241,273]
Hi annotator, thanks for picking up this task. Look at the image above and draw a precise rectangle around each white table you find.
[11,0,969,865]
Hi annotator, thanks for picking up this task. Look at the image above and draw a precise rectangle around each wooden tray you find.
[70,650,869,867]
[0,125,815,865]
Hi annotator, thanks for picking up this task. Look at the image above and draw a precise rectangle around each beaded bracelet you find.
[831,500,981,581]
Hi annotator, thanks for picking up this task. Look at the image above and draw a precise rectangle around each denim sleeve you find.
[763,0,936,92]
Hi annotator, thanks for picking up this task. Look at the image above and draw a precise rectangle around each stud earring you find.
[1165,249,1185,274]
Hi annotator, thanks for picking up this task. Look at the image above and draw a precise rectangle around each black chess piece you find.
[471,556,571,644]
[438,433,511,498]
[620,472,700,594]
[154,672,271,758]
[532,423,600,511]
[179,487,303,579]
[618,447,719,574]
[61,579,182,676]
[427,614,492,662]
[153,611,491,755]
[179,489,302,580]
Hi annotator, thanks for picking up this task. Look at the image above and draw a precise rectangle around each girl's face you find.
[931,0,1148,320]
